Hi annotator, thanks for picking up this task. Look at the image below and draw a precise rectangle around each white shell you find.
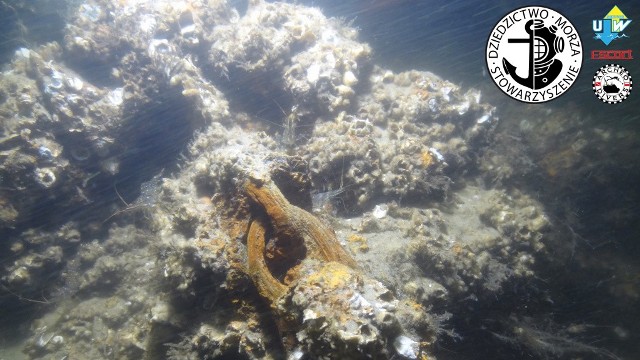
[51,335,64,344]
[107,88,124,106]
[139,14,157,33]
[372,204,388,219]
[343,71,358,87]
[476,114,491,124]
[15,47,30,59]
[429,147,445,162]
[66,77,84,91]
[306,64,320,84]
[180,24,197,35]
[393,335,419,359]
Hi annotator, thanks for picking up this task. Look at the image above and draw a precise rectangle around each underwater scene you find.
[0,0,639,359]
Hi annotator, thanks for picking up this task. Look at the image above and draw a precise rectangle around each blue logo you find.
[593,6,631,46]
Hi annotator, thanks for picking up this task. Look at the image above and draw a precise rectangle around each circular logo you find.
[486,6,583,103]
[592,64,632,104]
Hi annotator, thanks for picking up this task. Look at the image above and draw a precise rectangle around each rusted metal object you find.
[244,176,357,306]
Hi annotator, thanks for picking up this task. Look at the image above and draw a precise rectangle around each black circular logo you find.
[486,6,583,103]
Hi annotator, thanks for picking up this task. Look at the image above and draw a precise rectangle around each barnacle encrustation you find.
[43,70,64,94]
[34,168,57,188]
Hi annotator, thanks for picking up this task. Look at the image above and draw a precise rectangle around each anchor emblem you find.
[502,19,564,90]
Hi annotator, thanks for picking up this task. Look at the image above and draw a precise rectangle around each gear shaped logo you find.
[486,6,583,103]
[592,64,632,104]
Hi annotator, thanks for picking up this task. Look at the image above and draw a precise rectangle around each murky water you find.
[1,1,638,359]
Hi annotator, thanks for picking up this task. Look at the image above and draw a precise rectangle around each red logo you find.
[591,50,633,60]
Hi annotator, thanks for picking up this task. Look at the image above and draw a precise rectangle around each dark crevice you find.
[113,87,196,206]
